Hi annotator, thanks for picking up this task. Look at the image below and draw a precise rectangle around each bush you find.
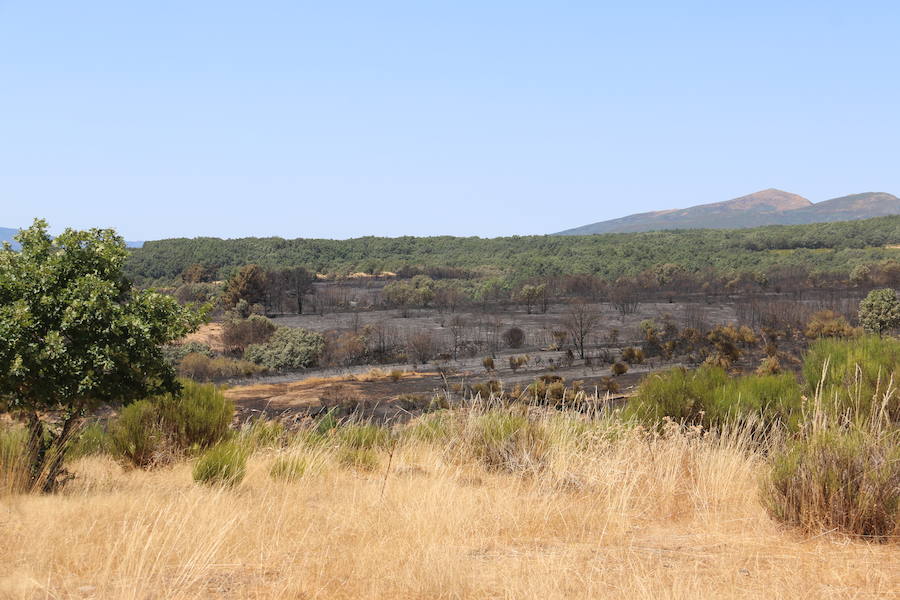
[157,381,234,450]
[336,423,392,450]
[270,456,309,481]
[482,357,495,372]
[462,410,549,474]
[611,362,629,376]
[162,341,215,365]
[193,442,248,487]
[244,327,325,371]
[858,288,900,335]
[178,353,267,381]
[625,366,801,431]
[763,423,900,539]
[337,447,380,471]
[502,327,525,348]
[222,315,276,353]
[803,336,900,422]
[804,310,855,339]
[68,422,112,459]
[108,382,234,467]
[621,347,644,365]
[623,366,726,426]
[109,400,165,468]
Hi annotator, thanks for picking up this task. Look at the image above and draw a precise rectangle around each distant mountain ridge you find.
[0,226,143,249]
[556,190,900,235]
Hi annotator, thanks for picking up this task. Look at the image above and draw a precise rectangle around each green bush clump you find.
[157,381,235,450]
[68,422,113,459]
[336,423,392,450]
[108,381,234,468]
[244,327,325,371]
[109,400,165,468]
[270,455,309,481]
[462,410,549,474]
[803,335,900,421]
[763,423,899,539]
[337,447,380,471]
[193,441,248,486]
[624,366,727,426]
[625,366,801,431]
[162,341,215,365]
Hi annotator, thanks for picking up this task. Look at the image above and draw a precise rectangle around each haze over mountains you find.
[556,190,900,235]
[0,227,143,250]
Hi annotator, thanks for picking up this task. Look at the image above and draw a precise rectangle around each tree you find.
[562,300,602,360]
[280,266,314,314]
[0,220,203,492]
[858,288,900,335]
[223,264,268,308]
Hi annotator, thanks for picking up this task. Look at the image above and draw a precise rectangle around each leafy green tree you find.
[0,220,204,491]
[858,288,900,335]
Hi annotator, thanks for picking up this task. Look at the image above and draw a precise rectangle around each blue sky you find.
[1,1,898,240]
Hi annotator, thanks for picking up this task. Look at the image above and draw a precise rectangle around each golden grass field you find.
[1,412,898,599]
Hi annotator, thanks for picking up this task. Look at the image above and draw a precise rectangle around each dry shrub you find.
[612,361,629,376]
[621,346,644,364]
[178,353,267,381]
[502,326,525,348]
[456,409,549,474]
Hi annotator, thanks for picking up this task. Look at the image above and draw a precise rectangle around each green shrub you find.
[244,327,325,371]
[162,341,215,365]
[803,336,900,422]
[336,423,392,450]
[763,424,900,539]
[710,373,802,431]
[270,456,309,481]
[337,447,380,471]
[157,381,234,450]
[463,410,549,474]
[624,366,726,426]
[404,412,453,443]
[68,422,112,459]
[193,442,248,487]
[241,419,287,450]
[108,400,165,468]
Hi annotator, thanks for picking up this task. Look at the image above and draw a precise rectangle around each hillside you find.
[125,215,900,286]
[557,190,900,235]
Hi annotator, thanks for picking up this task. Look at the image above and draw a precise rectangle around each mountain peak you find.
[556,189,898,235]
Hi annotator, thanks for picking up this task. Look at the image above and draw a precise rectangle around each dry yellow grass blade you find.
[0,424,897,599]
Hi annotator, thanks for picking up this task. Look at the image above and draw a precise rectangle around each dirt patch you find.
[182,323,225,352]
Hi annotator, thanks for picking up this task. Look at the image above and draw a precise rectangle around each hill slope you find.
[557,190,900,235]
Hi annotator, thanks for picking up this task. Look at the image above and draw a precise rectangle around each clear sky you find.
[1,1,898,240]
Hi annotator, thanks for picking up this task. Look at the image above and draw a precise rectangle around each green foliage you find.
[803,336,900,421]
[858,288,900,335]
[244,327,325,371]
[625,366,801,431]
[108,382,234,467]
[192,441,248,487]
[269,455,309,481]
[126,215,900,286]
[109,400,165,468]
[0,219,204,415]
[337,447,380,471]
[763,423,900,539]
[462,410,549,473]
[222,264,268,308]
[156,381,234,451]
[335,423,392,450]
[162,342,215,365]
[68,422,112,459]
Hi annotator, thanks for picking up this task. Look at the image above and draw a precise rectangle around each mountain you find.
[0,227,143,249]
[556,190,900,235]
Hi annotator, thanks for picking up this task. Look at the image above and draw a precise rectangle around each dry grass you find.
[1,414,898,599]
